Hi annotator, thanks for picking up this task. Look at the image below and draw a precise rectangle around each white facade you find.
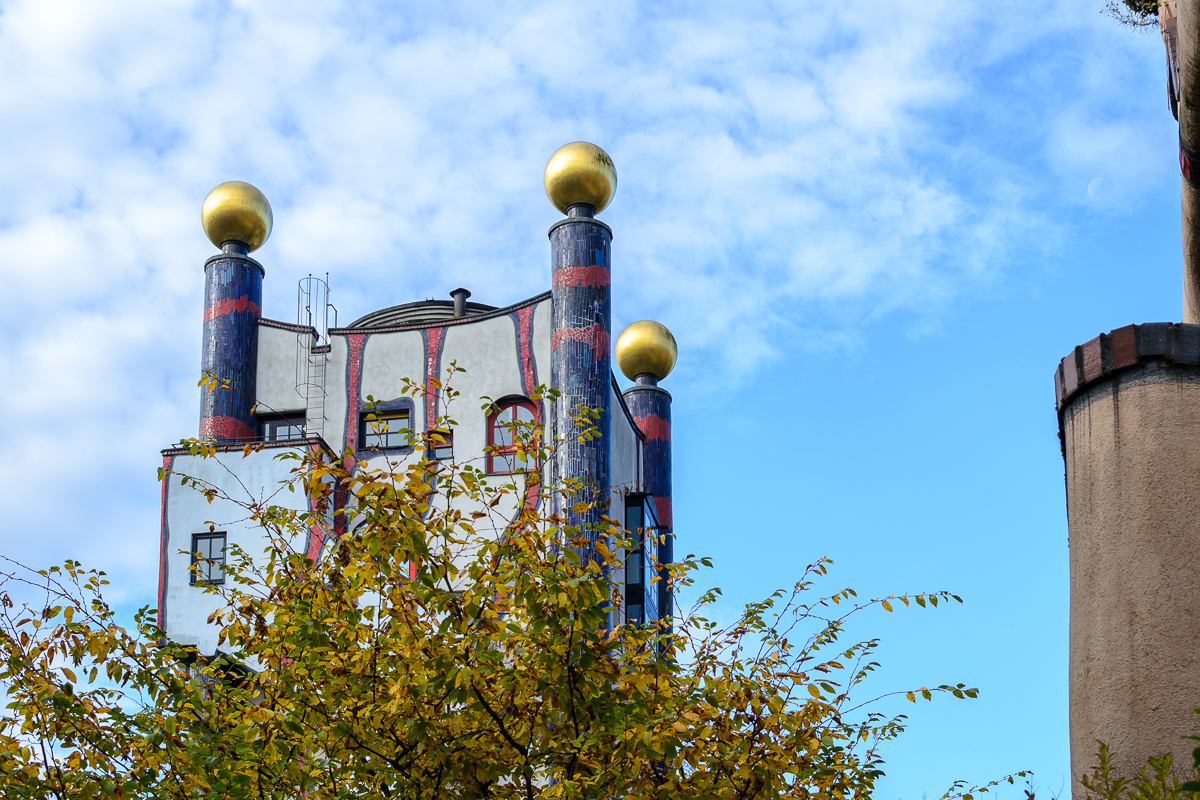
[160,292,653,654]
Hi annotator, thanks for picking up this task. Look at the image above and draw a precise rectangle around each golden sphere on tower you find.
[201,181,273,252]
[543,141,617,215]
[615,320,678,381]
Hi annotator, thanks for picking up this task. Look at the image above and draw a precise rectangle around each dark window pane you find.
[259,415,306,442]
[191,533,227,585]
[625,502,643,531]
[361,412,410,450]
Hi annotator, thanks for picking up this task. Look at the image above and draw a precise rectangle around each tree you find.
[1104,0,1159,29]
[1,376,1011,799]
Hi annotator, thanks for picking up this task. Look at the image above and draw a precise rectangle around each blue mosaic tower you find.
[616,319,678,630]
[624,382,672,620]
[544,143,617,534]
[198,182,272,441]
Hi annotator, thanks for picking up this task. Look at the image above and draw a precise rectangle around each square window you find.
[258,413,306,442]
[428,429,454,460]
[190,532,226,585]
[360,410,411,450]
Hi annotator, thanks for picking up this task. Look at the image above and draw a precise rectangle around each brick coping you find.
[1055,323,1200,412]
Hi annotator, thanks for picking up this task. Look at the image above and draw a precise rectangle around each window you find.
[360,409,412,450]
[257,412,306,442]
[190,532,226,585]
[487,399,537,474]
[624,498,662,626]
[625,502,645,625]
[427,428,454,460]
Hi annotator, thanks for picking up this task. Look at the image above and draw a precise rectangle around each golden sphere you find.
[201,181,273,252]
[615,320,678,381]
[543,141,617,214]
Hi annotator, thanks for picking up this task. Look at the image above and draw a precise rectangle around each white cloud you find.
[0,0,1177,596]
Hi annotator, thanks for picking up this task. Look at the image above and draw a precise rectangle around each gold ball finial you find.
[543,142,617,214]
[615,320,678,381]
[201,181,273,252]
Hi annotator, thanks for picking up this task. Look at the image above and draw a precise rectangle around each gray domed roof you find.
[347,299,498,329]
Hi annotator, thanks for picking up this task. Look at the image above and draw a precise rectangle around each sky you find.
[0,0,1185,796]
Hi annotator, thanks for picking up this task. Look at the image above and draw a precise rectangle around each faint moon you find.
[1088,178,1103,197]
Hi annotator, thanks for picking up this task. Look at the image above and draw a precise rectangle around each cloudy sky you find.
[0,0,1184,795]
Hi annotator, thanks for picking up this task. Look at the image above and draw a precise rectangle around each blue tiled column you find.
[199,245,263,441]
[548,206,612,540]
[623,382,673,631]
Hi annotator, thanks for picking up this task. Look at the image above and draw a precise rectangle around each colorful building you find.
[157,143,678,655]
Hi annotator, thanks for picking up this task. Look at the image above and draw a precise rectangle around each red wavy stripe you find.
[199,415,255,439]
[305,442,327,561]
[517,306,536,396]
[551,325,609,360]
[425,327,444,429]
[553,265,610,289]
[634,413,671,442]
[342,333,369,471]
[204,295,261,323]
[654,496,673,530]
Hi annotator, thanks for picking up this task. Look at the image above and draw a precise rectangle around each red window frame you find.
[487,398,539,475]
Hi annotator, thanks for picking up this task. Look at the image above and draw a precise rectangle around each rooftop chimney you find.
[450,287,471,317]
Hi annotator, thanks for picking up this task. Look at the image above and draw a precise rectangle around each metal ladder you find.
[296,274,336,440]
[303,346,327,438]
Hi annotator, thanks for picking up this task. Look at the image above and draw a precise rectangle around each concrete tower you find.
[1056,323,1200,787]
[616,320,678,629]
[198,181,272,441]
[543,142,617,538]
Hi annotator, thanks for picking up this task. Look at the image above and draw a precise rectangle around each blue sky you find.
[0,0,1184,796]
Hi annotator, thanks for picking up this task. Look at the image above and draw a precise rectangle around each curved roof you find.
[347,299,498,329]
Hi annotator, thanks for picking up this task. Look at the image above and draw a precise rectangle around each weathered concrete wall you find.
[1057,322,1200,789]
[1179,0,1200,321]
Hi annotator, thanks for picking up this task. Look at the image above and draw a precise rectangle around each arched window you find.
[487,398,538,474]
